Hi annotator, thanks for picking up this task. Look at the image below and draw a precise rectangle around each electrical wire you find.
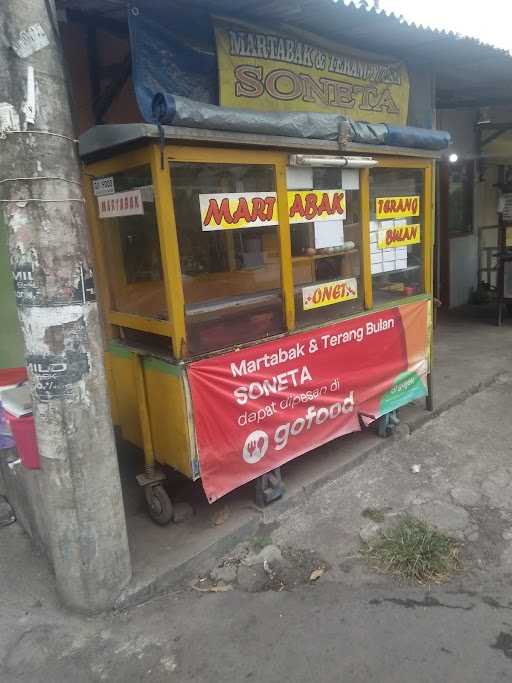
[0,176,84,202]
[0,198,84,203]
[2,129,78,143]
[0,177,82,186]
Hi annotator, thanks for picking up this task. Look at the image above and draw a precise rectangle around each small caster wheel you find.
[255,467,284,507]
[376,410,400,438]
[145,484,173,525]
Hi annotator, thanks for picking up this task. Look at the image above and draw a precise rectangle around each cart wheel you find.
[145,484,173,526]
[377,414,390,438]
[376,410,400,438]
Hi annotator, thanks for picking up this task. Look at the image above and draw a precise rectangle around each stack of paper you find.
[314,220,344,249]
[370,220,409,275]
[1,384,32,418]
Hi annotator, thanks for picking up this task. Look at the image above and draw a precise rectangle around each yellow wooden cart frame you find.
[83,131,435,523]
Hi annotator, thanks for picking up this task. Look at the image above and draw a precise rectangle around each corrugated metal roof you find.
[58,0,512,108]
[342,1,510,55]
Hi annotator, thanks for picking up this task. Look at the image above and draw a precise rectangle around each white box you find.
[394,219,407,228]
[383,260,395,272]
[395,247,408,259]
[314,219,344,249]
[380,220,395,229]
[383,249,395,262]
[370,232,377,244]
[341,168,359,190]
[286,166,313,189]
[371,262,383,274]
[395,259,408,271]
[371,252,382,264]
[370,242,379,254]
[370,221,379,232]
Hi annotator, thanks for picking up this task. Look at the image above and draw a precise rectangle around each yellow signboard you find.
[378,224,421,249]
[288,190,346,224]
[199,189,346,231]
[200,191,278,231]
[376,196,420,220]
[214,18,410,126]
[303,278,358,310]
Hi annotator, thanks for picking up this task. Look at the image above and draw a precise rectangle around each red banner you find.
[188,300,431,502]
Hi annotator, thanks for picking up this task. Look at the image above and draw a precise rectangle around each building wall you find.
[439,107,512,306]
[438,109,477,159]
[61,21,140,135]
[477,107,512,290]
[438,108,479,307]
[449,234,478,306]
[481,106,512,160]
[477,164,500,228]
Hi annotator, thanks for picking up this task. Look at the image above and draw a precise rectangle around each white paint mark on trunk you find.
[0,102,20,137]
[8,206,29,233]
[23,65,36,126]
[11,23,49,59]
[19,304,87,354]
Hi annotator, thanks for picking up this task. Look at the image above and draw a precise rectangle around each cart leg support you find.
[376,409,400,438]
[426,372,434,412]
[133,353,174,525]
[255,468,284,507]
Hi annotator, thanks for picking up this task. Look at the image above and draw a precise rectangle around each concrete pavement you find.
[115,308,512,607]
[2,366,512,681]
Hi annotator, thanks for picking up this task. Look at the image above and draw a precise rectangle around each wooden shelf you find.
[394,264,421,273]
[374,264,421,275]
[293,249,358,263]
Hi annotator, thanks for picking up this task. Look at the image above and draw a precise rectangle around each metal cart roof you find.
[79,123,442,163]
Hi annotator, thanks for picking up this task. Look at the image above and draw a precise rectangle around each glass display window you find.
[369,167,425,305]
[86,142,433,361]
[98,165,167,320]
[170,162,284,355]
[288,166,363,327]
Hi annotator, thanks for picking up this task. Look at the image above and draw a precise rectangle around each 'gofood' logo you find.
[241,394,354,464]
[242,430,269,464]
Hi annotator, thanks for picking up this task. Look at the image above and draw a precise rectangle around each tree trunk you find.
[0,0,131,612]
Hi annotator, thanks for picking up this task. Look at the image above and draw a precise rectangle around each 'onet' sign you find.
[302,277,358,311]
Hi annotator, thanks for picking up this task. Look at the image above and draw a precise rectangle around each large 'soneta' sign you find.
[214,18,410,126]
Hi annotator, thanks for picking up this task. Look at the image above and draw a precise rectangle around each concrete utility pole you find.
[0,0,131,611]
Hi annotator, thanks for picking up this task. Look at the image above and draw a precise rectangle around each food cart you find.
[82,124,435,524]
[496,183,512,325]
